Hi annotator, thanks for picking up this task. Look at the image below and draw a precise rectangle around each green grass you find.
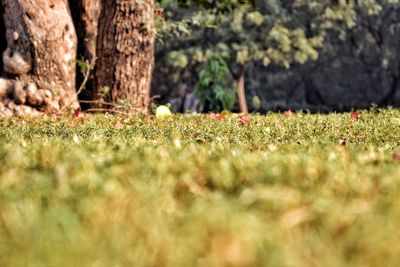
[1,109,400,267]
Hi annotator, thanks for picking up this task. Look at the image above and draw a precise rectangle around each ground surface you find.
[1,110,400,267]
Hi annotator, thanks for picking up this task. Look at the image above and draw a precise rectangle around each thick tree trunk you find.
[1,0,155,116]
[0,0,78,116]
[95,0,155,114]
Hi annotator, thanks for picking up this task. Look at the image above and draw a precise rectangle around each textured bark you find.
[95,0,155,114]
[0,0,78,116]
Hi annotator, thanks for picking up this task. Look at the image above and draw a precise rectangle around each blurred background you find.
[152,2,400,113]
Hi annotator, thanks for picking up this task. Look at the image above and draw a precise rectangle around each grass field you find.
[1,109,400,267]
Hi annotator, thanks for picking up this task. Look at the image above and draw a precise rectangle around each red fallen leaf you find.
[73,110,83,121]
[72,109,83,123]
[209,113,224,121]
[351,111,360,121]
[238,115,251,125]
[283,109,293,116]
[216,114,224,121]
[155,9,164,17]
[114,117,125,128]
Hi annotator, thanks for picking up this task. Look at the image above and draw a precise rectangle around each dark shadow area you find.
[0,3,6,75]
[68,1,94,110]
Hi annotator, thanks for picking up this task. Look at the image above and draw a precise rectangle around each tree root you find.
[0,77,60,117]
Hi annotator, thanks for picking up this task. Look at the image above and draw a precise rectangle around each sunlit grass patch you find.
[1,109,400,266]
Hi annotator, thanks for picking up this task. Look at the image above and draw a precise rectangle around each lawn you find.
[1,109,400,267]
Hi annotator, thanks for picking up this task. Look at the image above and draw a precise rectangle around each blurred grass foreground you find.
[1,110,400,267]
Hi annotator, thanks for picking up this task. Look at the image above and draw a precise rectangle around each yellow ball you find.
[156,105,172,119]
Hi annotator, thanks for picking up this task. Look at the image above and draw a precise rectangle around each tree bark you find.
[95,0,155,114]
[0,0,78,116]
[0,0,156,116]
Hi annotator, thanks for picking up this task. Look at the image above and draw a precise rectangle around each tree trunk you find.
[0,0,79,116]
[237,67,248,114]
[0,0,156,116]
[94,0,155,114]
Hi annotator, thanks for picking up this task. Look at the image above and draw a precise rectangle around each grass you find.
[1,109,400,267]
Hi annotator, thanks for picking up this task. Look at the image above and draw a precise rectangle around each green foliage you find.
[1,110,400,266]
[176,0,254,13]
[158,0,399,71]
[195,55,236,112]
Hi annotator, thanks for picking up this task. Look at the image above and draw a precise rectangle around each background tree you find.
[156,0,399,113]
